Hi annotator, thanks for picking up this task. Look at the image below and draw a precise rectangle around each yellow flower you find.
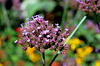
[76,57,83,65]
[71,44,76,50]
[26,47,40,62]
[84,46,93,55]
[76,48,85,58]
[26,47,36,55]
[29,53,40,62]
[95,60,100,66]
[71,38,84,45]
[75,46,93,65]
[0,63,3,66]
[76,48,83,54]
[64,38,84,50]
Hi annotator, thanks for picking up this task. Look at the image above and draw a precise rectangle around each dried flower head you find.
[77,0,100,13]
[15,15,70,54]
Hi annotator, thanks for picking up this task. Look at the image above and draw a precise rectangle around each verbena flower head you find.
[77,0,100,13]
[15,15,70,54]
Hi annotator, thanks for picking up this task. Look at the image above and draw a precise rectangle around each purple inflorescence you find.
[15,15,70,54]
[77,0,100,13]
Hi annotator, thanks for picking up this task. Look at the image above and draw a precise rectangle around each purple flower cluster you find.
[13,0,21,11]
[15,15,70,54]
[77,0,100,13]
[85,20,100,33]
[13,0,23,19]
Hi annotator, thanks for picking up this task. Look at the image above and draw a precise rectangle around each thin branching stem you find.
[42,52,45,66]
[49,16,87,66]
[49,52,59,66]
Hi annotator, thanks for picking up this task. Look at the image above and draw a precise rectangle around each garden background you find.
[0,0,100,66]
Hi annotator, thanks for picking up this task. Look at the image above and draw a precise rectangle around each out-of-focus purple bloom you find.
[94,24,100,33]
[85,20,94,29]
[13,0,23,19]
[85,20,100,33]
[77,0,100,13]
[63,63,66,66]
[95,48,100,53]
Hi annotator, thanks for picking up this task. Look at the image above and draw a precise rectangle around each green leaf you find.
[25,62,34,66]
[11,55,19,62]
[95,34,100,41]
[21,0,56,17]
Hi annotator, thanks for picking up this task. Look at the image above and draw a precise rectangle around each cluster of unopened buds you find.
[14,15,70,55]
[77,0,100,13]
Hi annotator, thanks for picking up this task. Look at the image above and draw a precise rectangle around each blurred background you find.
[0,0,100,66]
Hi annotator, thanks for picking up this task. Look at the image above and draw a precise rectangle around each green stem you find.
[42,52,45,66]
[60,0,69,31]
[73,10,82,24]
[1,2,11,28]
[63,16,87,45]
[49,16,87,66]
[49,53,59,66]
